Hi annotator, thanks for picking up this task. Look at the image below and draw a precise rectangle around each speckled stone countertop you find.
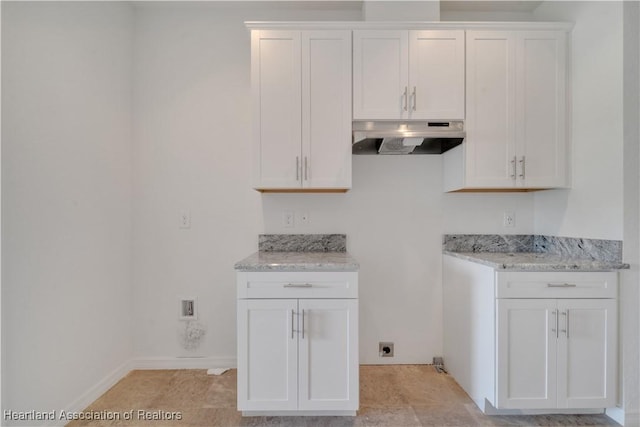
[443,234,629,271]
[443,251,629,272]
[235,234,359,272]
[234,251,359,272]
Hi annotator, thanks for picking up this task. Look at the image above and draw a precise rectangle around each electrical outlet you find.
[179,298,197,320]
[379,342,394,357]
[503,211,516,227]
[300,211,310,226]
[283,211,294,228]
[180,210,191,229]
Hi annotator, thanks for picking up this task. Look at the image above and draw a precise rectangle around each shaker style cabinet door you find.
[353,30,465,121]
[353,30,409,120]
[496,299,558,409]
[298,299,359,411]
[496,298,617,411]
[515,31,567,189]
[556,299,617,409]
[465,31,517,188]
[251,30,302,189]
[408,30,465,120]
[237,299,298,411]
[301,31,352,189]
[252,30,352,191]
[445,30,567,191]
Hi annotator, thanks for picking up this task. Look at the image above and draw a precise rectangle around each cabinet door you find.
[465,31,517,188]
[301,31,352,189]
[298,299,359,411]
[408,30,465,120]
[516,32,567,188]
[237,299,298,411]
[251,30,302,189]
[353,30,409,120]
[496,299,557,409]
[557,299,617,408]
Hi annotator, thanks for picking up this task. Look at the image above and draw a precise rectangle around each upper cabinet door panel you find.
[302,31,352,189]
[252,31,302,189]
[409,30,465,120]
[465,31,517,187]
[353,30,409,120]
[517,31,567,188]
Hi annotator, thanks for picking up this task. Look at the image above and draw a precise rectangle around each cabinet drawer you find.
[237,271,358,299]
[496,272,617,299]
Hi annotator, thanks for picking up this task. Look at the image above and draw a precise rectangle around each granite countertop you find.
[442,234,630,272]
[443,251,629,272]
[234,251,360,272]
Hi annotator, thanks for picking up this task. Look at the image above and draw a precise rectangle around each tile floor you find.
[66,365,620,427]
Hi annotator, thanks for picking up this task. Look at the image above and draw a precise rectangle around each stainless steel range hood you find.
[352,120,465,155]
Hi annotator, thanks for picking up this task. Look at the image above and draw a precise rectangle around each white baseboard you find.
[131,356,237,370]
[48,360,133,427]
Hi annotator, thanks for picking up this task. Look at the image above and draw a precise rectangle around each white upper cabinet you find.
[516,31,567,188]
[444,30,567,191]
[409,30,465,120]
[252,30,351,191]
[353,30,465,120]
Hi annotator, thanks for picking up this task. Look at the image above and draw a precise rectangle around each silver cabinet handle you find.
[560,311,567,336]
[301,309,305,339]
[547,283,577,288]
[566,310,570,339]
[510,156,517,179]
[551,309,558,338]
[519,156,526,179]
[296,156,300,181]
[283,283,312,288]
[403,86,408,111]
[412,86,417,111]
[304,157,308,181]
[291,309,295,339]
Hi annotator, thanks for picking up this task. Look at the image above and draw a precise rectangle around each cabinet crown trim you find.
[245,21,574,31]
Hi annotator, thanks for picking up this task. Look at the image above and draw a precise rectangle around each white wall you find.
[264,157,534,364]
[532,1,638,424]
[131,1,535,366]
[1,2,133,424]
[622,1,640,424]
[533,1,624,240]
[130,2,363,364]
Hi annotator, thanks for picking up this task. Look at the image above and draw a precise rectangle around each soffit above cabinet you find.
[245,21,574,31]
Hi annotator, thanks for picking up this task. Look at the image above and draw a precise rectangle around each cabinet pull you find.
[519,156,526,179]
[551,309,558,338]
[301,309,305,339]
[510,156,517,179]
[283,283,312,288]
[403,86,408,111]
[412,86,417,111]
[560,311,567,336]
[291,309,295,339]
[566,310,570,339]
[304,156,308,181]
[547,283,577,288]
[296,156,300,181]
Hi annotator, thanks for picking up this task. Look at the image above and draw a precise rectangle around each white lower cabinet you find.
[497,298,617,410]
[443,256,618,414]
[237,272,359,415]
